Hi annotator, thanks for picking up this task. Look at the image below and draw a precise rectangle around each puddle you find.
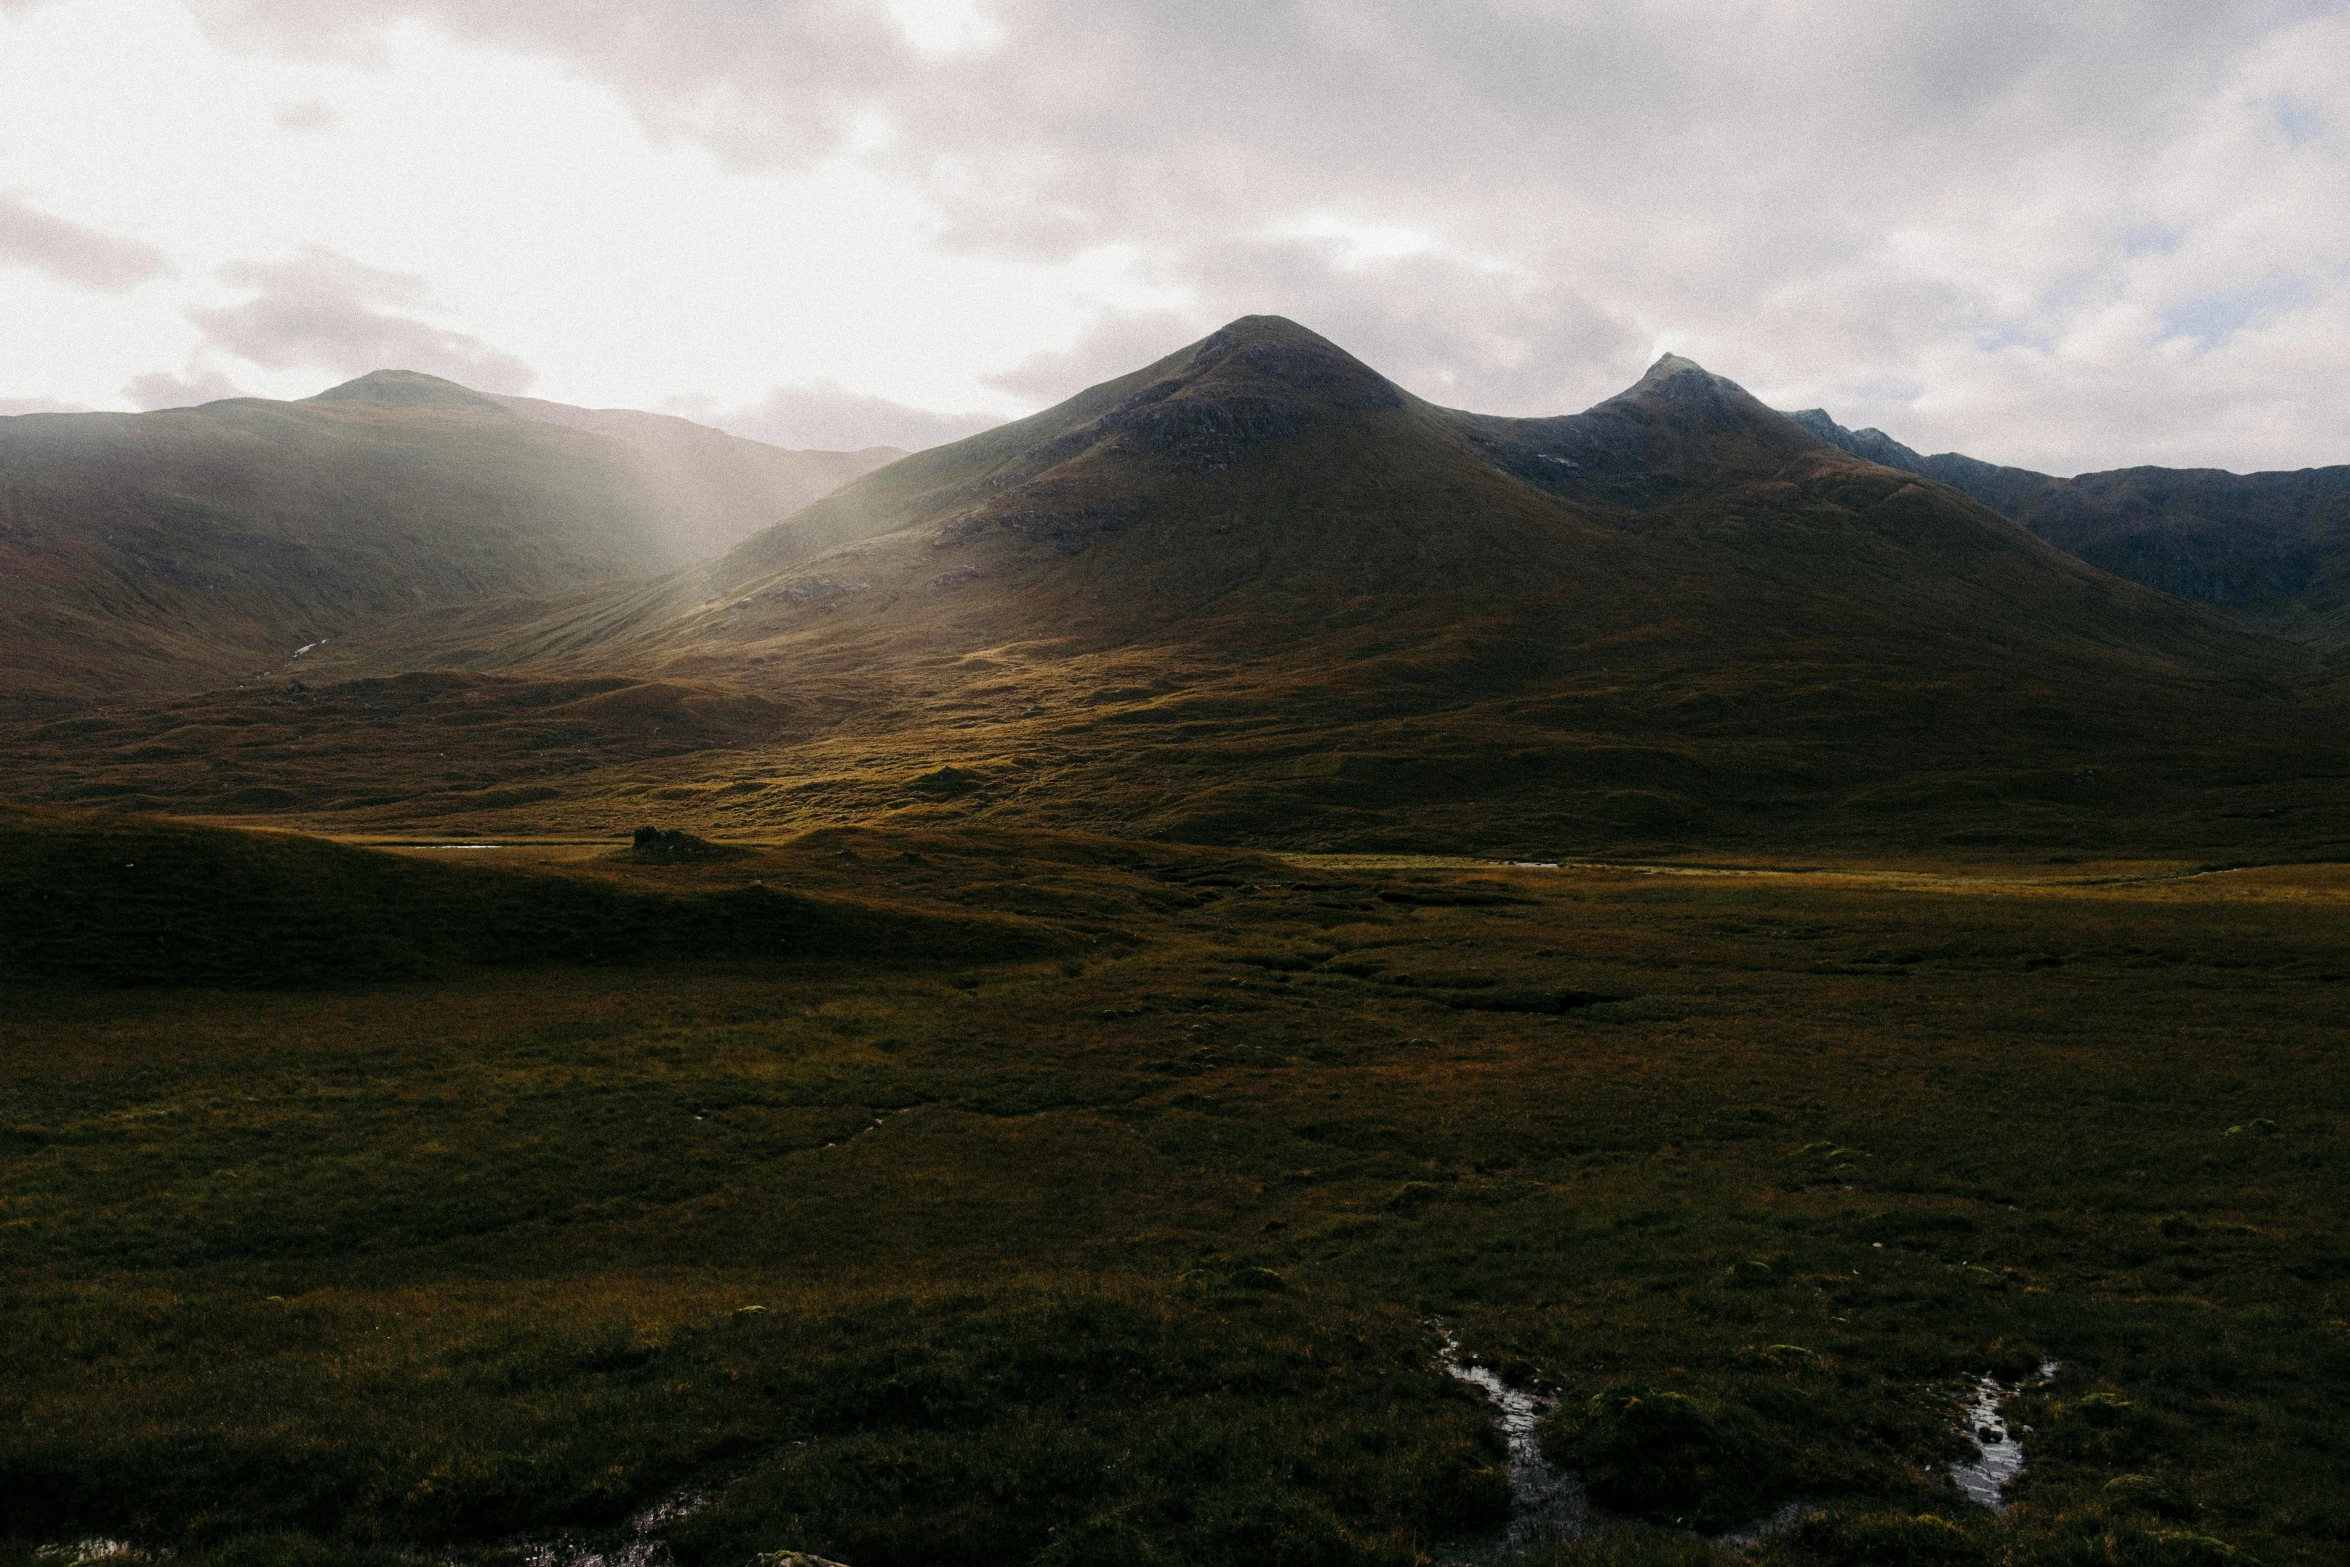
[825,1105,919,1148]
[1951,1360,2060,1510]
[1432,1329,1586,1563]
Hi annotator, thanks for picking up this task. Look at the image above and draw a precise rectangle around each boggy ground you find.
[2,825,2346,1567]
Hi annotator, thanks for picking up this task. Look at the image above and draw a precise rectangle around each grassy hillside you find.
[495,391,901,561]
[0,802,1061,987]
[0,374,887,711]
[1792,409,2350,649]
[3,827,2345,1565]
[21,318,2342,863]
[1994,467,2350,649]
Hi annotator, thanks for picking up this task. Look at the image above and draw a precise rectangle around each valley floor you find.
[4,832,2347,1567]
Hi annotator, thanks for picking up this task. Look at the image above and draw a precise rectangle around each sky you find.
[0,0,2344,473]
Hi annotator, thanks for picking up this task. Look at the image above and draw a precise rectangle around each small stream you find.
[35,1542,139,1565]
[1432,1329,2028,1555]
[42,1353,2061,1564]
[1951,1361,2061,1510]
[32,1486,717,1567]
[1432,1331,1587,1563]
[481,1484,714,1567]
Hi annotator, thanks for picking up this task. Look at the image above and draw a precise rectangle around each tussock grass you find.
[2,828,2346,1563]
[0,804,1063,987]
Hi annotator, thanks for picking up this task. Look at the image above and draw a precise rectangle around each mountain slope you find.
[29,316,2343,860]
[0,372,888,710]
[494,391,900,560]
[1792,409,2350,649]
[677,317,2287,706]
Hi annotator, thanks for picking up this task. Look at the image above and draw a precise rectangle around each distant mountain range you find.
[9,317,2342,861]
[0,370,899,709]
[1789,409,2350,649]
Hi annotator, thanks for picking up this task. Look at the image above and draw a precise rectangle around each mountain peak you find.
[1634,351,1711,385]
[1170,315,1405,413]
[1198,313,1323,347]
[1788,408,1931,475]
[310,369,510,414]
[1592,352,1817,449]
[1613,352,1754,406]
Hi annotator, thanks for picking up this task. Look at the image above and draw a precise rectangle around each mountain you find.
[0,372,895,711]
[1791,409,2350,650]
[491,391,901,560]
[18,316,2344,861]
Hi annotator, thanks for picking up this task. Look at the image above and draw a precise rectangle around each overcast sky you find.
[1,0,2343,472]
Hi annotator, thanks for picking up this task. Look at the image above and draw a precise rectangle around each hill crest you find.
[9,315,2344,860]
[310,368,512,413]
[0,378,895,708]
[1792,406,2350,647]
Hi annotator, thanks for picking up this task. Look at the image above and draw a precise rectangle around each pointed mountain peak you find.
[1787,408,1930,475]
[1612,352,1759,406]
[1633,351,1712,387]
[1159,314,1404,414]
[310,369,510,413]
[1191,313,1343,356]
[1588,354,1822,456]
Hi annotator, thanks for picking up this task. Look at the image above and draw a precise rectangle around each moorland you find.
[3,317,2347,1567]
[4,809,2345,1567]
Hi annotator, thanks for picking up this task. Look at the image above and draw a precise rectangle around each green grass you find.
[2,822,2347,1564]
[0,803,1062,986]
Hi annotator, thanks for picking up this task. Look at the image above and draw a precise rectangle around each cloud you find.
[0,395,83,415]
[0,193,172,293]
[176,1,2350,467]
[123,361,246,410]
[983,250,1644,416]
[2157,279,2318,353]
[188,246,535,392]
[981,310,1199,403]
[273,98,337,131]
[186,0,914,164]
[690,380,1002,452]
[1179,242,1643,413]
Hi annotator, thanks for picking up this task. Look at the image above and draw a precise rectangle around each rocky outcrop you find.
[1788,408,1932,475]
[621,825,736,861]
